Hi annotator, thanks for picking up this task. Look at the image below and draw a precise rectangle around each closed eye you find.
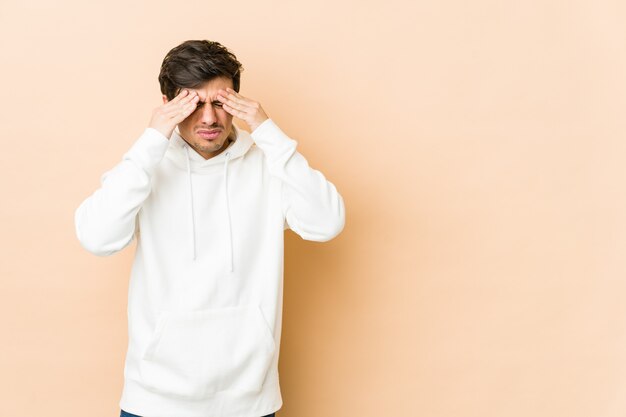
[195,101,223,108]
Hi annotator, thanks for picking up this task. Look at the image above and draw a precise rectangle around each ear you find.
[162,94,168,104]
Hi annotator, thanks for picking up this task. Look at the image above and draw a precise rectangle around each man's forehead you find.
[189,78,232,99]
[175,77,233,98]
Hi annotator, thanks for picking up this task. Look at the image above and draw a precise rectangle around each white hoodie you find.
[74,118,345,417]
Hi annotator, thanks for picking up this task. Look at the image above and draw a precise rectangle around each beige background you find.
[1,0,626,416]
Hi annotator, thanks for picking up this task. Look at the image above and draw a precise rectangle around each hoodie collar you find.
[167,124,253,172]
[165,124,254,272]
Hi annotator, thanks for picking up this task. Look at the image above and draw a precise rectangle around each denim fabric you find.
[120,410,275,417]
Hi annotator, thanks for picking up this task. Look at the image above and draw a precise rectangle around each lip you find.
[197,129,221,140]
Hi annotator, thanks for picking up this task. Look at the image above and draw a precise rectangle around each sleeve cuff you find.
[123,127,171,174]
[250,119,297,156]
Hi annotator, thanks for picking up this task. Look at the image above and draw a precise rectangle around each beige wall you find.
[1,0,626,416]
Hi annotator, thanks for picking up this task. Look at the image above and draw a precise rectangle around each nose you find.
[199,102,218,125]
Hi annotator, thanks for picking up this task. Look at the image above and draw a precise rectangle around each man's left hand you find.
[217,88,269,132]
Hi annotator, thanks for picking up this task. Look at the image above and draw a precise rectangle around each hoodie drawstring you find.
[184,146,197,261]
[223,151,233,272]
[183,145,234,273]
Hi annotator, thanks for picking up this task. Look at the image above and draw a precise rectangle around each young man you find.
[74,40,345,417]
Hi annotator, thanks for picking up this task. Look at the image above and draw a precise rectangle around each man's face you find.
[164,76,235,160]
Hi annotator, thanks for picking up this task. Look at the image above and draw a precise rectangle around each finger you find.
[173,101,198,122]
[222,102,247,119]
[217,95,242,111]
[165,96,198,120]
[172,88,198,103]
[218,89,249,106]
[169,88,189,103]
[217,94,254,115]
[180,92,199,107]
[225,88,251,103]
[179,98,199,115]
[166,92,198,111]
[177,89,198,104]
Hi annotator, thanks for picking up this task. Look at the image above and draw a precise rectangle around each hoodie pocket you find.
[139,304,276,399]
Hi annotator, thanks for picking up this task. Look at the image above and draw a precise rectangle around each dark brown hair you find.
[158,40,243,101]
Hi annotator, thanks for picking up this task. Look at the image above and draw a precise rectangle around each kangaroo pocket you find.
[138,304,277,399]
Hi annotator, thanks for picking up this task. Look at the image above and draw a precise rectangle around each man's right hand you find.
[148,89,199,139]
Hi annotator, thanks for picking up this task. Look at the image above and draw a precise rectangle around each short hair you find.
[158,40,243,101]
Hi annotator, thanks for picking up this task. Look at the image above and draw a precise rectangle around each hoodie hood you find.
[165,124,254,271]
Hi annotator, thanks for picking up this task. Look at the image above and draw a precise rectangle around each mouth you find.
[197,129,221,140]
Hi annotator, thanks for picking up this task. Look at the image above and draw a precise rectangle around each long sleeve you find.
[74,127,170,256]
[251,119,345,242]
